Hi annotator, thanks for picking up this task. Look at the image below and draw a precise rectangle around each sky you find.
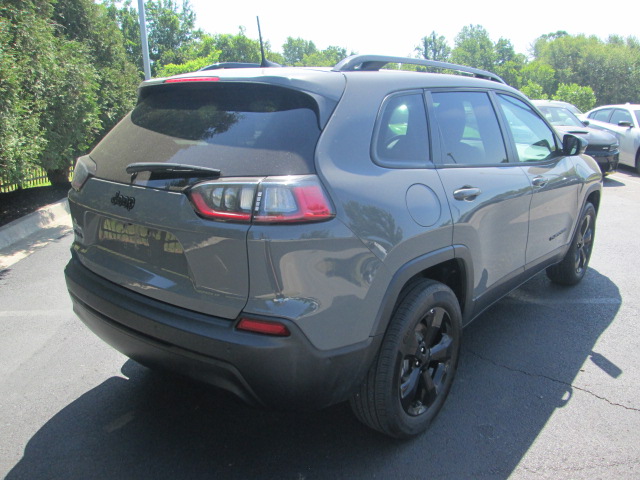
[188,0,638,59]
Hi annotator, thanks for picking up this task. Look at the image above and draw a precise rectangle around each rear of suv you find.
[65,55,602,438]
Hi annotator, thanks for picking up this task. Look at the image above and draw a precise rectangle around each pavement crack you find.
[466,348,640,413]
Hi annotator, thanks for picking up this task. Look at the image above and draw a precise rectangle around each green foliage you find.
[520,82,546,100]
[532,33,640,105]
[283,37,317,65]
[553,83,596,112]
[157,52,220,76]
[451,25,496,71]
[520,61,556,96]
[299,46,348,67]
[415,31,451,62]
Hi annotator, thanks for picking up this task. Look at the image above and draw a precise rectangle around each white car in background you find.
[584,104,640,174]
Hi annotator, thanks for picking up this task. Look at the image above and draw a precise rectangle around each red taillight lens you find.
[188,175,335,224]
[236,317,290,336]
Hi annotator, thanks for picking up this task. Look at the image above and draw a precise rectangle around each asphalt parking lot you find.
[1,167,639,479]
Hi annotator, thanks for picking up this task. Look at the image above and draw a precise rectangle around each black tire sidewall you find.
[377,280,462,438]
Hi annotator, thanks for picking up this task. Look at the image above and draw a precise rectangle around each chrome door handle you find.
[532,176,548,187]
[453,187,481,201]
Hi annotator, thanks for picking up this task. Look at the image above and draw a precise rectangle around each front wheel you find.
[546,202,596,286]
[350,279,462,438]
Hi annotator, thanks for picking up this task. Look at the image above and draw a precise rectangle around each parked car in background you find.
[584,104,640,174]
[533,100,619,175]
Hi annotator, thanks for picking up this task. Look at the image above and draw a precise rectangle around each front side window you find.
[431,91,508,166]
[610,109,633,125]
[373,93,430,168]
[497,94,558,163]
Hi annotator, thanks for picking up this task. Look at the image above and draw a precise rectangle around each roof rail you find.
[332,55,506,84]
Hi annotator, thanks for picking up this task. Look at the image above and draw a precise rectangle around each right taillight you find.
[188,175,335,224]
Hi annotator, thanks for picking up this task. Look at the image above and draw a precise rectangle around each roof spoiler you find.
[332,54,506,84]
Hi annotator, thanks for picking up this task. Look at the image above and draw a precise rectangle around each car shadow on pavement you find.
[7,269,620,480]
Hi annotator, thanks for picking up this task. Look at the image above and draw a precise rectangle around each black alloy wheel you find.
[398,306,454,416]
[350,279,462,438]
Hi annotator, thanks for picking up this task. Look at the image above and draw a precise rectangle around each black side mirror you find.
[582,119,590,126]
[618,121,633,128]
[563,134,588,156]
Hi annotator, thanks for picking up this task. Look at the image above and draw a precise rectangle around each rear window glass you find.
[100,83,322,178]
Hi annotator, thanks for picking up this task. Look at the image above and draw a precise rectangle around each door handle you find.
[532,176,548,188]
[453,186,482,201]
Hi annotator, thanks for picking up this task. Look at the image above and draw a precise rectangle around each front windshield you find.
[538,106,584,127]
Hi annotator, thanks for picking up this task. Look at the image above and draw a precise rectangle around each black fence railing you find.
[0,167,73,193]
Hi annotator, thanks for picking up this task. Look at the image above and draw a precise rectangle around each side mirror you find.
[563,134,588,156]
[618,121,632,128]
[582,119,590,126]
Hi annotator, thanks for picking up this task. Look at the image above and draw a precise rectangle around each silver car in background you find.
[585,104,640,174]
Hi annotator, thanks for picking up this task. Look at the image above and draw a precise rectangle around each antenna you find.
[256,16,281,68]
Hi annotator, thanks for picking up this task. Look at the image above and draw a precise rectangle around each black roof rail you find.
[332,55,506,84]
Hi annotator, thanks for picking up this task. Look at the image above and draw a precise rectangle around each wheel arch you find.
[370,246,474,338]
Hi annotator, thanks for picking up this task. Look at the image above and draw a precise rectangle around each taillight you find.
[188,175,335,224]
[71,155,97,191]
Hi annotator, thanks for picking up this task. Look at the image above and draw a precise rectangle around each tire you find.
[350,279,462,438]
[546,202,596,286]
[635,150,640,175]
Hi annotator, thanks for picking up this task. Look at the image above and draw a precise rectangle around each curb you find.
[0,198,71,251]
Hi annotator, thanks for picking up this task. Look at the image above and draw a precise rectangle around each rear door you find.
[430,90,532,306]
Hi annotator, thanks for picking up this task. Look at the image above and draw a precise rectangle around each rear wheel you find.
[546,202,596,286]
[350,279,462,438]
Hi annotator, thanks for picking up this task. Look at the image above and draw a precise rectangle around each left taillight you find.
[187,175,335,224]
[71,155,97,191]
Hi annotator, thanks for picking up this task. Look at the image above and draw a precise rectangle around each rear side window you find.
[125,82,322,176]
[373,93,430,168]
[589,109,612,122]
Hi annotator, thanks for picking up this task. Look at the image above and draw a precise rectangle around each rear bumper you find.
[65,254,378,410]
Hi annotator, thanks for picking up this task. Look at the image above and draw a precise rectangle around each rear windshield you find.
[93,82,322,180]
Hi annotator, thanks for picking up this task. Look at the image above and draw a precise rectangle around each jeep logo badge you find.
[111,191,136,211]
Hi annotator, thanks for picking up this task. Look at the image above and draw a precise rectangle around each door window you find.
[497,95,558,162]
[610,109,633,125]
[431,91,507,165]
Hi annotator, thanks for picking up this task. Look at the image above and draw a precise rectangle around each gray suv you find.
[65,55,602,438]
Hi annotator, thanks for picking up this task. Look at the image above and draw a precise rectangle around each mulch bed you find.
[0,184,71,228]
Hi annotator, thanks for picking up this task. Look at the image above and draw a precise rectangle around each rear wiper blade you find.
[126,162,221,177]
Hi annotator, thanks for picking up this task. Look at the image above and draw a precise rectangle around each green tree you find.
[146,0,198,70]
[520,61,556,97]
[520,82,545,100]
[283,37,317,65]
[0,6,47,184]
[299,46,348,67]
[451,25,496,71]
[553,83,596,112]
[415,31,451,62]
[532,33,640,105]
[53,0,138,131]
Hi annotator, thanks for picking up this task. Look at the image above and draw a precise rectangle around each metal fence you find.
[0,167,71,193]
